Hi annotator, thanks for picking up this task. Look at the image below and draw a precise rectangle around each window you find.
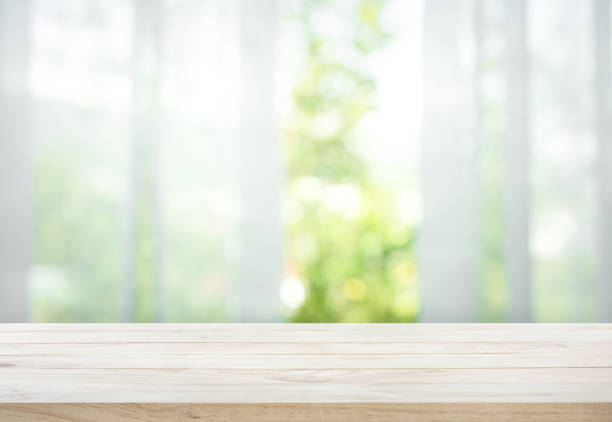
[0,0,610,322]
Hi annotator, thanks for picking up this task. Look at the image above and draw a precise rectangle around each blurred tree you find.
[286,0,418,322]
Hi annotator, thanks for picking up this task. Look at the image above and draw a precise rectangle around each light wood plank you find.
[1,351,611,370]
[2,340,611,354]
[1,367,611,384]
[0,324,610,420]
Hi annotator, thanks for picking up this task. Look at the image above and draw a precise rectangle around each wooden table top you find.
[1,323,611,421]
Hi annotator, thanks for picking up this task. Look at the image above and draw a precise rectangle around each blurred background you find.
[0,0,610,323]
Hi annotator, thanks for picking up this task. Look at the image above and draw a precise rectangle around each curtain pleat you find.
[0,0,32,322]
[594,0,612,322]
[235,0,283,322]
[420,0,480,322]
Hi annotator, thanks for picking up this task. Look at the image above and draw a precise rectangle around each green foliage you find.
[287,0,418,322]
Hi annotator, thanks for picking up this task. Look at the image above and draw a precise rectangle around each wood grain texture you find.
[2,403,612,422]
[0,324,611,421]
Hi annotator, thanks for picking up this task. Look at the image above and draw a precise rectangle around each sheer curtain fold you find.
[420,0,480,322]
[0,0,32,322]
[235,0,283,322]
[504,0,531,322]
[594,0,612,322]
[122,0,164,322]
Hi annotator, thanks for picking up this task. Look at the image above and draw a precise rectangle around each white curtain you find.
[0,0,610,322]
[420,0,611,322]
[0,0,282,322]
